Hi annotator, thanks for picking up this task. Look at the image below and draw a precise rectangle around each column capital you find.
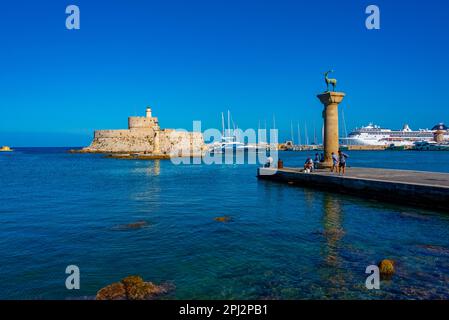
[317,91,346,106]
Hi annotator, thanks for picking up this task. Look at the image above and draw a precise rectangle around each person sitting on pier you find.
[338,150,349,175]
[264,156,274,168]
[304,157,314,173]
[331,152,339,173]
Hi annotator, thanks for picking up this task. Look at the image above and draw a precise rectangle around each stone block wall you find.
[85,129,157,153]
[128,116,160,130]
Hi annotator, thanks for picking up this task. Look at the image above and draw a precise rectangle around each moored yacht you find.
[208,111,262,154]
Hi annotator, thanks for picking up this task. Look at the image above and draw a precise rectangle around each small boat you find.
[413,141,449,151]
[0,146,13,152]
[385,143,408,151]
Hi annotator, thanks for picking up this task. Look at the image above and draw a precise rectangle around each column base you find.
[317,161,332,169]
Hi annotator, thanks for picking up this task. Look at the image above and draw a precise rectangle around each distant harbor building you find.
[340,123,449,146]
[432,123,448,143]
[82,107,204,155]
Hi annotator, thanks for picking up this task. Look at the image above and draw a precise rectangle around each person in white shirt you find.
[331,152,339,173]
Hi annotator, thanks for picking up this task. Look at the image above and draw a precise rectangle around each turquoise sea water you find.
[0,148,448,299]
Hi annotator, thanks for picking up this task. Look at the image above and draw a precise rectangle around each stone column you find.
[316,92,345,168]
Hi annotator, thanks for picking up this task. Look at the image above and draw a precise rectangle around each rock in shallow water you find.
[96,276,172,300]
[96,282,127,300]
[378,259,395,279]
[112,220,149,231]
[214,216,232,223]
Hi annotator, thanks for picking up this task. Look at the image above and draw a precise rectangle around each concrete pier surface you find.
[258,167,449,212]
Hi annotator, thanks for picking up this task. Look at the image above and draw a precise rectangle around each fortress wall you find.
[93,130,133,138]
[159,130,204,155]
[128,117,159,130]
[86,129,157,153]
[85,129,204,154]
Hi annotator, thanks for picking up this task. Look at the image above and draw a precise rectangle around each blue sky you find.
[1,0,448,146]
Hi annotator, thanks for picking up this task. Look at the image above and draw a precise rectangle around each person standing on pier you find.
[338,150,349,175]
[331,152,339,173]
[314,153,320,169]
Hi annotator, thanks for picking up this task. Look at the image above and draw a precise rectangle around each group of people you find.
[303,152,323,173]
[304,150,348,175]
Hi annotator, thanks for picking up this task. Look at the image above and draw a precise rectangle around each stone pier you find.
[258,167,449,212]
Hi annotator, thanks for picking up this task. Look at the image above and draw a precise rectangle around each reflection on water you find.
[153,160,161,176]
[141,159,161,176]
[322,195,344,267]
[321,194,346,297]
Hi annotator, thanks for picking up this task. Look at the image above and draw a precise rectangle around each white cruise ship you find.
[340,123,449,146]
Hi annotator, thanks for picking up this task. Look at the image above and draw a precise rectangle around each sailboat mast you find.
[342,107,348,139]
[290,121,294,144]
[305,122,309,145]
[297,122,301,146]
[221,112,225,137]
[227,110,231,137]
[321,124,324,146]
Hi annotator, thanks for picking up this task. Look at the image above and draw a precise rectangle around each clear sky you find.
[1,0,449,146]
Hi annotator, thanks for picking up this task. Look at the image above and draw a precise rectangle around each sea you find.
[0,148,448,299]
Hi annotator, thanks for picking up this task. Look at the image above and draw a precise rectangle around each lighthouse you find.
[146,107,152,118]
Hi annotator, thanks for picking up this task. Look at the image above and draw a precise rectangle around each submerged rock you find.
[418,244,449,255]
[399,212,429,221]
[378,259,395,279]
[96,276,172,300]
[96,282,127,300]
[112,220,149,231]
[214,216,232,223]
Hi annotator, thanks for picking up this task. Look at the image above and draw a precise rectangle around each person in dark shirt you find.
[338,150,349,175]
[320,153,325,162]
[314,153,320,169]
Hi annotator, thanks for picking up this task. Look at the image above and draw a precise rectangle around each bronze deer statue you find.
[324,70,337,91]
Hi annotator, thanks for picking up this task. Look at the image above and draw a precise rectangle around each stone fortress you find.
[82,107,204,156]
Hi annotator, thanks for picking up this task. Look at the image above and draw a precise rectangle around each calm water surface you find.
[0,148,448,299]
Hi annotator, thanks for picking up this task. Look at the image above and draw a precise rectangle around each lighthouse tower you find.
[146,107,152,118]
[128,107,159,130]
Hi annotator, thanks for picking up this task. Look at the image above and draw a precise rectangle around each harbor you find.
[1,0,449,303]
